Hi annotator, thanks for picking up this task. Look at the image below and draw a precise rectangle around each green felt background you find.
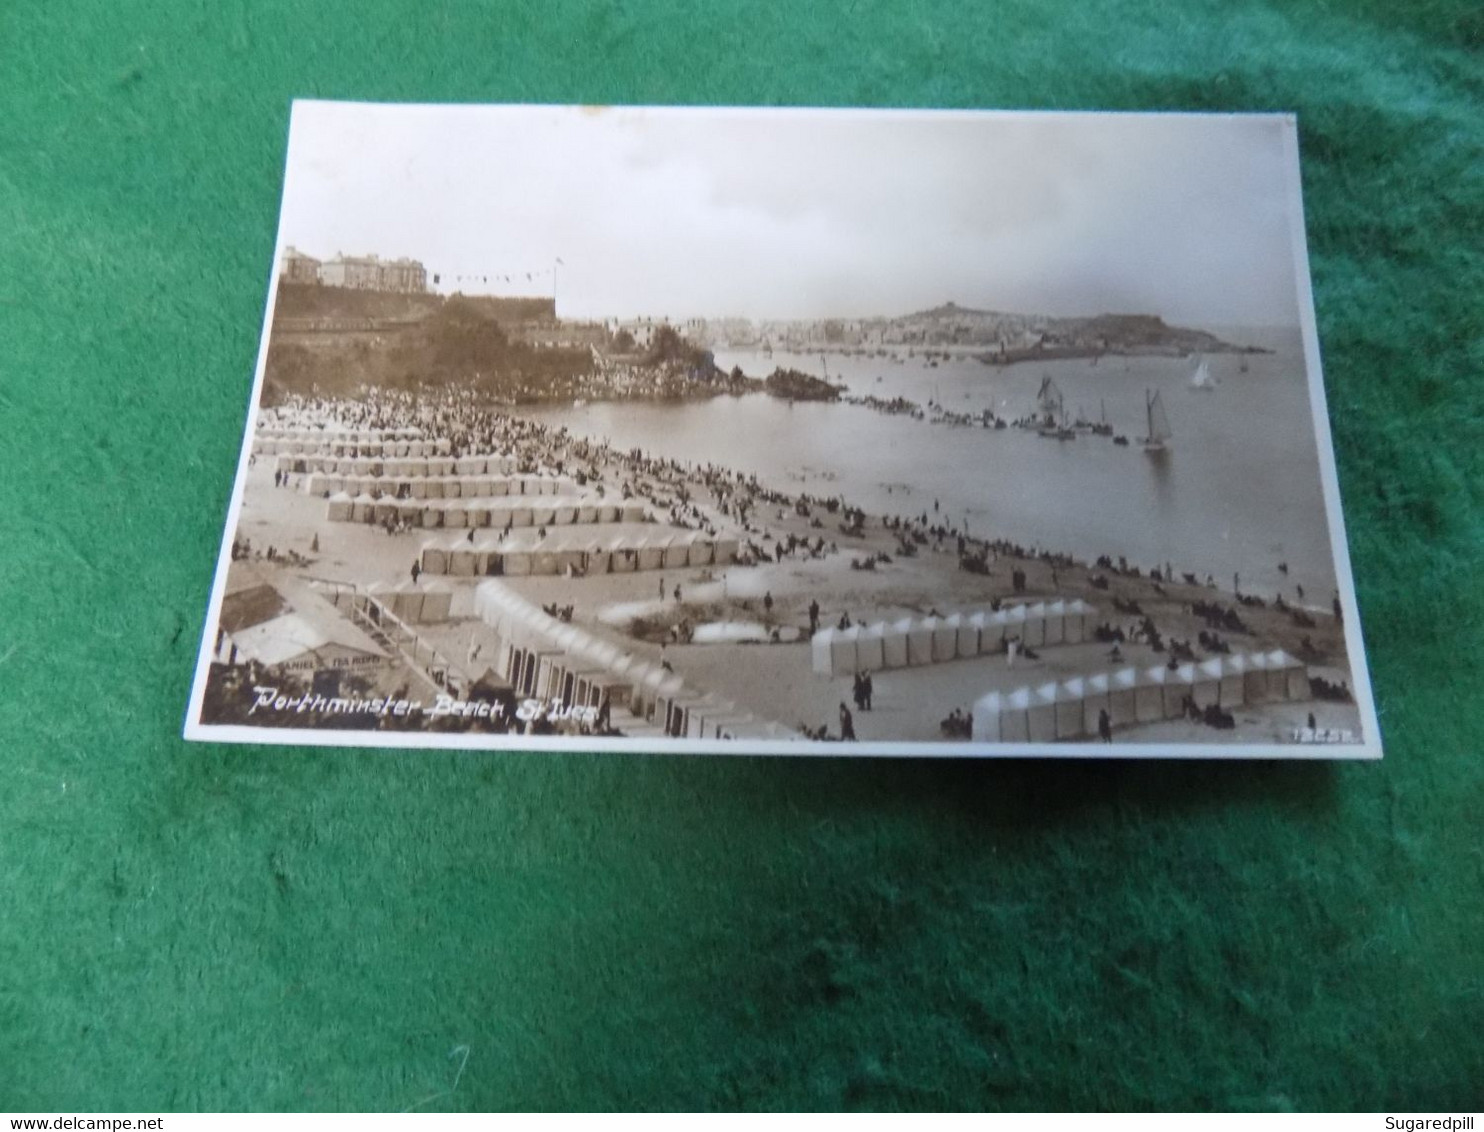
[2,0,1481,1113]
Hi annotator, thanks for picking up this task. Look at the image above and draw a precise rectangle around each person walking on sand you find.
[862,670,873,711]
[1098,708,1113,744]
[852,673,865,712]
[659,575,665,600]
[411,560,420,584]
[839,702,856,741]
[808,599,820,635]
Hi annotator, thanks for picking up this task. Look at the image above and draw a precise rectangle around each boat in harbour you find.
[1141,388,1172,454]
[1188,356,1216,392]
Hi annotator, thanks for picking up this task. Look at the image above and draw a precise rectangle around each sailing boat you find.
[1142,388,1172,454]
[1188,356,1216,392]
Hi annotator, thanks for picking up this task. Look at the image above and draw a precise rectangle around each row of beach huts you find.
[326,492,649,529]
[473,582,795,742]
[811,599,1099,677]
[972,651,1312,743]
[419,528,740,577]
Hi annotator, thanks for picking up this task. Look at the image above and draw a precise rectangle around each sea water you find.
[514,326,1341,602]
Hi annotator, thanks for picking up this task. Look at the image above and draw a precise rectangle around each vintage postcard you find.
[184,101,1381,757]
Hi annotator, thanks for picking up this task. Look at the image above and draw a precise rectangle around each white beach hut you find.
[1082,673,1115,736]
[881,618,911,669]
[419,539,449,576]
[1220,654,1249,708]
[420,581,452,623]
[906,618,934,666]
[1044,600,1067,646]
[831,625,860,676]
[1027,683,1059,742]
[856,622,886,671]
[958,612,986,657]
[1134,665,1167,724]
[1164,663,1197,717]
[1108,667,1139,729]
[1054,678,1086,740]
[1021,602,1047,648]
[686,532,714,567]
[1064,598,1092,644]
[972,691,1005,743]
[933,615,960,662]
[325,492,353,522]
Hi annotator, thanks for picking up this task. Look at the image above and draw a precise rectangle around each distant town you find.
[274,247,1262,407]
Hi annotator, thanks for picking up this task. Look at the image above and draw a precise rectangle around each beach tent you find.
[419,540,449,576]
[420,500,444,528]
[662,534,690,569]
[597,501,620,523]
[420,582,452,623]
[972,691,1005,742]
[1188,660,1221,709]
[472,534,505,575]
[607,537,637,573]
[881,618,911,669]
[351,493,377,523]
[325,492,353,522]
[1082,673,1116,735]
[621,502,649,523]
[530,503,556,527]
[906,618,934,666]
[712,535,739,565]
[933,615,959,662]
[811,629,836,677]
[555,546,586,575]
[637,536,665,572]
[1164,664,1197,718]
[580,538,611,576]
[1054,678,1087,740]
[443,502,470,529]
[373,498,399,524]
[395,499,423,527]
[980,609,1008,654]
[1266,649,1309,701]
[405,477,428,500]
[455,455,482,475]
[856,622,886,671]
[486,477,510,497]
[422,476,445,500]
[1021,602,1047,648]
[1002,604,1027,648]
[553,502,577,525]
[1242,651,1275,702]
[958,612,985,657]
[577,502,599,524]
[305,473,333,497]
[1064,598,1092,644]
[463,501,491,528]
[502,545,533,576]
[831,626,860,676]
[1027,683,1059,742]
[391,579,426,623]
[447,536,480,577]
[531,545,559,576]
[1134,666,1168,724]
[686,533,714,567]
[1219,654,1249,708]
[1044,600,1067,646]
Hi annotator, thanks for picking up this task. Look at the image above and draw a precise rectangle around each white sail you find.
[1036,376,1064,419]
[1146,389,1172,446]
[1189,357,1214,391]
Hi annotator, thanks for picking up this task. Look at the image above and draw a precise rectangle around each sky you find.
[280,102,1306,326]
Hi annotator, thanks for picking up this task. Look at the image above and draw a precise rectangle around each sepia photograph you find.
[184,101,1381,757]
